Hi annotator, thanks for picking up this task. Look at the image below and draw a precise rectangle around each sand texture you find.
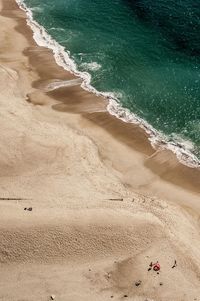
[0,1,200,300]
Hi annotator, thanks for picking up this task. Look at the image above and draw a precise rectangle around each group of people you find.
[148,260,177,272]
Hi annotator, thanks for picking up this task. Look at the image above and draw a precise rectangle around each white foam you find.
[50,27,65,32]
[30,6,43,13]
[81,62,102,71]
[15,0,200,169]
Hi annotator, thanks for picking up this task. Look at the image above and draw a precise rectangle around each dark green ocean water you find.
[20,0,200,164]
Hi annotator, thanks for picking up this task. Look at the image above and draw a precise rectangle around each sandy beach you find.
[0,0,200,300]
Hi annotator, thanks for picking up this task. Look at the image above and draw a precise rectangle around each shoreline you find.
[5,0,199,199]
[16,0,200,170]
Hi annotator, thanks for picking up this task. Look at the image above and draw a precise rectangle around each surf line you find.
[15,0,200,169]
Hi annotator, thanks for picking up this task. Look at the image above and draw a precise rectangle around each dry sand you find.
[0,1,200,300]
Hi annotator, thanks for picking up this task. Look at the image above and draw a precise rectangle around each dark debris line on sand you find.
[0,197,31,201]
[108,198,123,202]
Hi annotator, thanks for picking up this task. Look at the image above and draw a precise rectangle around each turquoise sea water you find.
[21,0,200,162]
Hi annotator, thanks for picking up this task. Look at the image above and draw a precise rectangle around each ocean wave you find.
[50,27,65,32]
[15,0,200,168]
[29,6,43,13]
[80,62,102,71]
